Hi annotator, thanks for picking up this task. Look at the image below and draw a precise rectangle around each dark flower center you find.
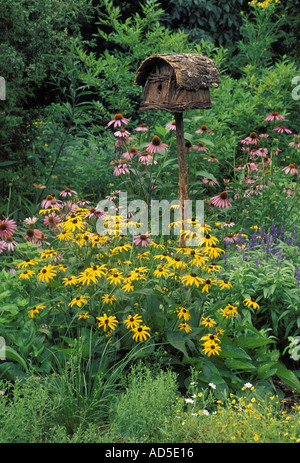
[220,191,229,200]
[151,136,161,146]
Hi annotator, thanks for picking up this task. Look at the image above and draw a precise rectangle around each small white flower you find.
[209,382,216,389]
[244,382,253,389]
[185,398,194,404]
[191,413,198,416]
[200,409,210,416]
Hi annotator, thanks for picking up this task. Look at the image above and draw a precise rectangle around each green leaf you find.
[236,336,276,349]
[3,346,28,372]
[276,364,300,393]
[15,319,36,353]
[219,344,251,360]
[257,362,278,380]
[225,358,256,371]
[165,330,189,359]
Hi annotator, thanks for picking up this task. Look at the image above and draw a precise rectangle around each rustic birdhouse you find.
[135,53,220,247]
[134,53,220,112]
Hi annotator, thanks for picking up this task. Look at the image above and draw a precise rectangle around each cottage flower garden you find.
[0,0,300,444]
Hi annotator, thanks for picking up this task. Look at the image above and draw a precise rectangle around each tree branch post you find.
[174,111,189,247]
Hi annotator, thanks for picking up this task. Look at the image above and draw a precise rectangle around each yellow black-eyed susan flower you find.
[180,273,203,288]
[106,269,123,285]
[200,333,221,344]
[201,278,217,293]
[202,245,225,259]
[102,294,117,305]
[123,314,142,329]
[202,341,221,356]
[69,295,89,308]
[179,322,192,333]
[28,304,46,318]
[244,298,260,310]
[96,314,118,332]
[132,325,151,342]
[62,275,78,286]
[220,304,238,318]
[19,269,35,279]
[153,266,170,278]
[176,306,191,321]
[199,233,219,247]
[201,317,217,328]
[219,279,233,289]
[37,265,57,284]
[40,249,58,260]
[17,258,39,269]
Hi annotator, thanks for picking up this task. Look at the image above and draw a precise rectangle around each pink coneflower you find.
[84,206,106,219]
[240,132,260,145]
[59,188,77,198]
[166,121,176,131]
[134,123,148,132]
[210,191,232,209]
[25,228,45,244]
[107,113,129,128]
[133,232,152,247]
[76,199,91,206]
[250,148,268,158]
[248,162,259,172]
[203,153,219,162]
[234,164,246,171]
[0,241,7,253]
[114,128,130,138]
[0,218,17,239]
[282,164,298,175]
[40,195,62,209]
[259,133,270,139]
[273,126,292,134]
[114,128,133,147]
[195,125,213,134]
[145,136,168,154]
[106,190,120,201]
[112,161,130,176]
[138,152,157,165]
[289,140,300,149]
[223,220,235,227]
[43,212,61,229]
[192,142,208,151]
[5,236,18,252]
[123,147,139,160]
[24,217,38,225]
[242,175,255,185]
[224,233,238,243]
[62,200,79,217]
[264,112,285,121]
[202,177,217,186]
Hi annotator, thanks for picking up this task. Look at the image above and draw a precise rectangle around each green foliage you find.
[159,0,250,46]
[73,0,193,119]
[107,362,179,443]
[230,1,284,73]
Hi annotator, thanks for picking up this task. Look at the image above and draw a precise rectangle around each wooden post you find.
[174,112,189,247]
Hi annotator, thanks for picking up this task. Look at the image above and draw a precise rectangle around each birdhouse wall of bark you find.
[135,53,220,113]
